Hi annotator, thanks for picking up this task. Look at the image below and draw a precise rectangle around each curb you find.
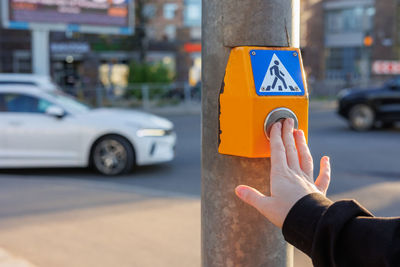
[140,100,336,116]
[144,104,201,116]
[309,100,337,111]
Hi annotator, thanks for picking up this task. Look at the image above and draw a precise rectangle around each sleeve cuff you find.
[282,193,333,256]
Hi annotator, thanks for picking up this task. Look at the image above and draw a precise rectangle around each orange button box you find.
[219,47,309,158]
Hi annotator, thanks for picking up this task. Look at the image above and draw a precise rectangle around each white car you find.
[0,73,58,91]
[0,84,176,175]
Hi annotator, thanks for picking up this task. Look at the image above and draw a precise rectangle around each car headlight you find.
[136,128,170,137]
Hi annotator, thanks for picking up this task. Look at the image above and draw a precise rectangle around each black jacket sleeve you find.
[282,193,400,267]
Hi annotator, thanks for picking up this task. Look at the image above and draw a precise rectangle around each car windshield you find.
[49,91,92,113]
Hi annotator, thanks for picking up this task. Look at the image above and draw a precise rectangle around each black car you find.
[337,77,400,131]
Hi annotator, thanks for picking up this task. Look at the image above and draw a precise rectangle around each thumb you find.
[315,156,331,195]
[235,185,271,212]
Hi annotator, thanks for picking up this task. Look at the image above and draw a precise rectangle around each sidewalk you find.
[0,180,200,267]
[143,102,201,116]
[1,177,398,266]
[309,99,336,111]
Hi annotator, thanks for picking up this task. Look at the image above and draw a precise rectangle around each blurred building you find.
[0,0,202,97]
[180,0,201,86]
[141,0,183,75]
[0,1,137,95]
[0,28,31,73]
[301,0,400,82]
[0,0,32,73]
[144,0,184,41]
[300,0,324,81]
[143,0,201,84]
[124,0,201,87]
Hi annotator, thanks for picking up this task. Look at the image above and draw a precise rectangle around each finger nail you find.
[235,186,244,197]
[322,156,330,163]
[276,122,282,130]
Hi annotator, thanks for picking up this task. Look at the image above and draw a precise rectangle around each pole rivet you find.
[251,51,256,56]
[293,52,298,57]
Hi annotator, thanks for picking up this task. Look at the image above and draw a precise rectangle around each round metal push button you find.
[264,108,298,139]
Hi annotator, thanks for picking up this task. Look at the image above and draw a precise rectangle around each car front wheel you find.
[348,104,375,131]
[91,135,135,176]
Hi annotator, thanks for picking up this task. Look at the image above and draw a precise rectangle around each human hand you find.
[235,118,331,228]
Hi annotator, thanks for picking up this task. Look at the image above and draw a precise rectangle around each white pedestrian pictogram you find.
[260,53,301,93]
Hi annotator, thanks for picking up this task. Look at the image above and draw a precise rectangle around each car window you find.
[48,91,91,113]
[0,94,5,112]
[395,77,400,88]
[4,94,52,113]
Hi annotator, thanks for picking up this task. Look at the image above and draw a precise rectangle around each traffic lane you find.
[0,114,202,196]
[310,109,400,174]
[0,109,398,222]
[0,110,399,200]
[105,114,201,195]
[122,110,398,196]
[0,113,202,220]
[111,111,400,198]
[308,110,400,196]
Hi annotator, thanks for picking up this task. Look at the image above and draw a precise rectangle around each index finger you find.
[269,122,287,171]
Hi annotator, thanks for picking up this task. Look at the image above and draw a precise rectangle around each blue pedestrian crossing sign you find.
[250,49,306,96]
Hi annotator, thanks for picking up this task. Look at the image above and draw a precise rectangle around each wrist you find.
[282,193,333,256]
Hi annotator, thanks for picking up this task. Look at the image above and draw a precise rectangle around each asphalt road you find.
[0,103,399,266]
[2,105,399,201]
[309,107,400,201]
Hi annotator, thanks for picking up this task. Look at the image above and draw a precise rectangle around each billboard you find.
[372,61,400,75]
[1,0,134,35]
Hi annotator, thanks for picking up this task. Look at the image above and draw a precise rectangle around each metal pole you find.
[32,29,50,76]
[201,0,299,266]
[184,82,191,106]
[141,84,150,110]
[96,84,103,107]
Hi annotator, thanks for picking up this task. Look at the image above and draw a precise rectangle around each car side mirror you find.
[46,105,65,118]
